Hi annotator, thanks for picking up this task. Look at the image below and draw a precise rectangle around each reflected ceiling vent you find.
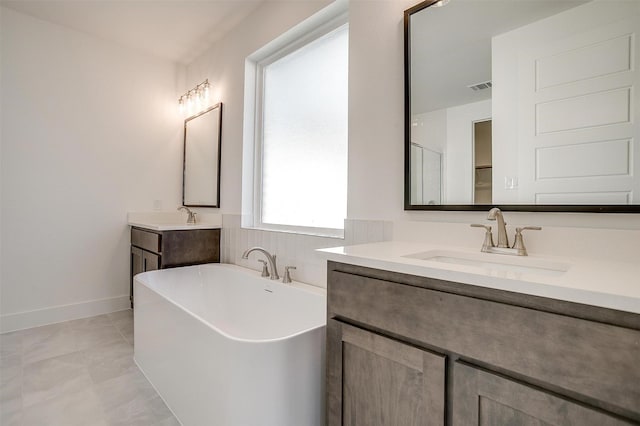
[468,80,492,91]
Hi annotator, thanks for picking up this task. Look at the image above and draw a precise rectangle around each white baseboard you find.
[0,295,131,333]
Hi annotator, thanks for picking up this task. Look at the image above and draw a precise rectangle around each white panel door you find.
[515,1,639,204]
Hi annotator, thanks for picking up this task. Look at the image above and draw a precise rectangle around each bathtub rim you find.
[134,263,327,344]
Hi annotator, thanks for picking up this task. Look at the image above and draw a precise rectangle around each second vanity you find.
[320,241,640,425]
[127,211,221,307]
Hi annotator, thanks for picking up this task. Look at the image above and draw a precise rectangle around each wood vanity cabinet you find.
[326,261,640,426]
[129,227,220,307]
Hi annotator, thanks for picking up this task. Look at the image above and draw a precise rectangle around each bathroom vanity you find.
[322,244,640,425]
[128,219,221,307]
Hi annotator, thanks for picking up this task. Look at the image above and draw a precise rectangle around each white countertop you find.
[318,241,640,314]
[127,211,222,231]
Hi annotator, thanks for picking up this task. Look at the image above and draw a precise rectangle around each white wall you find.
[348,0,413,220]
[0,7,183,331]
[445,99,491,204]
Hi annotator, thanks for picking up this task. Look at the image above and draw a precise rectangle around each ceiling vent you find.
[468,80,492,91]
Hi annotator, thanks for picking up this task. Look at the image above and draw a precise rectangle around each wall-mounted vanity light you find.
[178,79,211,117]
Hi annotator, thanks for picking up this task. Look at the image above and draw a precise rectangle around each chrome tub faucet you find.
[242,247,280,280]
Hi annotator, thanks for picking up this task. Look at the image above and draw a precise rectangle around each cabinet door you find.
[327,319,445,426]
[142,251,159,272]
[453,361,635,426]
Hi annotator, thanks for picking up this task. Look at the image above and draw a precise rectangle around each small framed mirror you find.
[183,103,223,207]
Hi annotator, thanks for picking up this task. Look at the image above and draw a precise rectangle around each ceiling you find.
[0,0,265,64]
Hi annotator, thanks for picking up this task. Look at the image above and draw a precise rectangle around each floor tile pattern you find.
[0,310,180,425]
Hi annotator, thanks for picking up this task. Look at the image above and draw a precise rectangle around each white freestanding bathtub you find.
[133,263,326,426]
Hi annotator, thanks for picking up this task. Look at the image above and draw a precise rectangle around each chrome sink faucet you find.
[177,206,197,224]
[471,208,541,256]
[242,247,280,280]
[487,207,509,248]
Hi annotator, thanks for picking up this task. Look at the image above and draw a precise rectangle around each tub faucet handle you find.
[283,266,296,284]
[257,259,270,278]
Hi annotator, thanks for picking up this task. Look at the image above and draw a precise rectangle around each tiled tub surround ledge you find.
[134,263,326,426]
[221,215,392,288]
[0,310,180,426]
[319,240,640,314]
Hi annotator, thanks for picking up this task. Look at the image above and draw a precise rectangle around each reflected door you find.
[498,3,639,204]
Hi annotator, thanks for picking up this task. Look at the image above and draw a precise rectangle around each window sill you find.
[241,225,344,239]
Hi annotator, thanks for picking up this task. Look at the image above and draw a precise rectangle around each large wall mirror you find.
[183,103,222,207]
[405,0,640,212]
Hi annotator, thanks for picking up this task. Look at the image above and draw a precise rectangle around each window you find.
[243,13,348,237]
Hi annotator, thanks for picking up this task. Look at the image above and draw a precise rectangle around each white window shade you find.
[260,25,348,231]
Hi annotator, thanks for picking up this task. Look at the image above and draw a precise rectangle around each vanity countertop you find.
[127,211,222,231]
[318,241,640,315]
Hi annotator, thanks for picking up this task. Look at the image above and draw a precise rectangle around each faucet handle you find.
[471,224,491,230]
[471,224,495,252]
[516,226,542,232]
[257,259,270,278]
[512,226,541,255]
[282,266,296,284]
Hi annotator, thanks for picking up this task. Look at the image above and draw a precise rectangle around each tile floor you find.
[0,310,180,425]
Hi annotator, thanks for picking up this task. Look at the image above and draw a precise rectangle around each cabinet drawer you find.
[131,228,161,253]
[161,229,220,267]
[328,269,640,419]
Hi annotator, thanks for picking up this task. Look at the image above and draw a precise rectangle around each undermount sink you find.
[403,250,570,276]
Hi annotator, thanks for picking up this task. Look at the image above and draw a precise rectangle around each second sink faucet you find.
[177,206,197,224]
[242,247,280,280]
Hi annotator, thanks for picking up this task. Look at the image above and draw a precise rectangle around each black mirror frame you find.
[403,0,640,213]
[182,103,223,208]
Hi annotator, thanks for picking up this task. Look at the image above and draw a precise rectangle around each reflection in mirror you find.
[405,0,640,212]
[183,103,222,207]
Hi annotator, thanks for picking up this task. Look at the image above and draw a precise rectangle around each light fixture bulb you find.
[195,89,202,110]
[186,93,193,114]
[203,81,210,101]
[178,97,185,113]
